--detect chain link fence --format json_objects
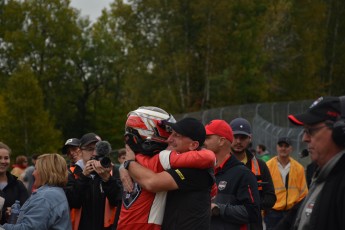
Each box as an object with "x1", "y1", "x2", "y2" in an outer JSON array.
[{"x1": 176, "y1": 99, "x2": 314, "y2": 166}]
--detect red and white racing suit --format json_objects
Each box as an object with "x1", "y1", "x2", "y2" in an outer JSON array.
[{"x1": 117, "y1": 149, "x2": 215, "y2": 230}]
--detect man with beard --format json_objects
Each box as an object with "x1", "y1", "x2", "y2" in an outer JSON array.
[{"x1": 230, "y1": 118, "x2": 276, "y2": 230}]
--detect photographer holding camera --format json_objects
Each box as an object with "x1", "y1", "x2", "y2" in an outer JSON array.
[{"x1": 66, "y1": 133, "x2": 121, "y2": 230}]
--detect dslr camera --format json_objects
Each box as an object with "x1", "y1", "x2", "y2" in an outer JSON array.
[
  {"x1": 91, "y1": 155, "x2": 112, "y2": 169},
  {"x1": 90, "y1": 141, "x2": 112, "y2": 176}
]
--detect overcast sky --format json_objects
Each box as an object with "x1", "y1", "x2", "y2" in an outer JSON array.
[{"x1": 70, "y1": 0, "x2": 113, "y2": 22}]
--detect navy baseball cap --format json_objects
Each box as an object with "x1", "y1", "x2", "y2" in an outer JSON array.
[
  {"x1": 230, "y1": 118, "x2": 251, "y2": 136},
  {"x1": 62, "y1": 138, "x2": 80, "y2": 154},
  {"x1": 164, "y1": 117, "x2": 206, "y2": 146},
  {"x1": 288, "y1": 96, "x2": 340, "y2": 126}
]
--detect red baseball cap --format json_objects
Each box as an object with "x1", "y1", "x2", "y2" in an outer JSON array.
[{"x1": 205, "y1": 120, "x2": 233, "y2": 143}]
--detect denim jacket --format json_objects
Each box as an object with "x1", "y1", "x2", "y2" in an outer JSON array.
[{"x1": 2, "y1": 185, "x2": 71, "y2": 230}]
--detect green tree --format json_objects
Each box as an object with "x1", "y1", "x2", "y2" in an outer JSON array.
[
  {"x1": 0, "y1": 0, "x2": 26, "y2": 85},
  {"x1": 261, "y1": 0, "x2": 331, "y2": 100},
  {"x1": 0, "y1": 0, "x2": 85, "y2": 137},
  {"x1": 106, "y1": 0, "x2": 272, "y2": 113},
  {"x1": 322, "y1": 0, "x2": 345, "y2": 95},
  {"x1": 0, "y1": 65, "x2": 62, "y2": 157},
  {"x1": 2, "y1": 0, "x2": 345, "y2": 151}
]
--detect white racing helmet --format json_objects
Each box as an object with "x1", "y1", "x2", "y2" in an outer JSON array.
[{"x1": 125, "y1": 106, "x2": 176, "y2": 155}]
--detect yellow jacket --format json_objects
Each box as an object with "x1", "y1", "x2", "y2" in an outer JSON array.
[{"x1": 266, "y1": 156, "x2": 308, "y2": 211}]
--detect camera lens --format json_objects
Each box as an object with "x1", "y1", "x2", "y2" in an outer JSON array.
[{"x1": 100, "y1": 157, "x2": 111, "y2": 168}]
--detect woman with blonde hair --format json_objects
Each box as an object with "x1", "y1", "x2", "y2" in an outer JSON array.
[{"x1": 2, "y1": 153, "x2": 71, "y2": 230}]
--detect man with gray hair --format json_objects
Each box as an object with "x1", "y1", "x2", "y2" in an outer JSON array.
[{"x1": 288, "y1": 96, "x2": 345, "y2": 230}]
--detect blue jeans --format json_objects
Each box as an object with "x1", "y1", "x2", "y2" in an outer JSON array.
[{"x1": 264, "y1": 210, "x2": 288, "y2": 230}]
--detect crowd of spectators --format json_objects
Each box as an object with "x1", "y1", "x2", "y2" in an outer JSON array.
[{"x1": 0, "y1": 96, "x2": 344, "y2": 230}]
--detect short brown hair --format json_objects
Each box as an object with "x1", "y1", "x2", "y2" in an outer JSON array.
[
  {"x1": 117, "y1": 148, "x2": 126, "y2": 158},
  {"x1": 16, "y1": 155, "x2": 28, "y2": 165},
  {"x1": 258, "y1": 144, "x2": 266, "y2": 152},
  {"x1": 36, "y1": 153, "x2": 68, "y2": 187}
]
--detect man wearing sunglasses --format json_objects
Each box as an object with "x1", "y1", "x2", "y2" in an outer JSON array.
[
  {"x1": 264, "y1": 137, "x2": 308, "y2": 230},
  {"x1": 288, "y1": 96, "x2": 345, "y2": 230}
]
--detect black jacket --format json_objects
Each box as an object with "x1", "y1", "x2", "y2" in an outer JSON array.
[
  {"x1": 211, "y1": 155, "x2": 260, "y2": 230},
  {"x1": 1, "y1": 171, "x2": 29, "y2": 224},
  {"x1": 293, "y1": 152, "x2": 345, "y2": 230},
  {"x1": 66, "y1": 165, "x2": 121, "y2": 230}
]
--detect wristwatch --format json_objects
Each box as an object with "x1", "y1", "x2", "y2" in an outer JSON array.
[{"x1": 123, "y1": 160, "x2": 135, "y2": 170}]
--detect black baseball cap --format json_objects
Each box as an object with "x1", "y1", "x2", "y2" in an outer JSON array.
[
  {"x1": 80, "y1": 133, "x2": 101, "y2": 147},
  {"x1": 62, "y1": 138, "x2": 80, "y2": 154},
  {"x1": 164, "y1": 117, "x2": 206, "y2": 146},
  {"x1": 288, "y1": 96, "x2": 340, "y2": 126},
  {"x1": 277, "y1": 137, "x2": 291, "y2": 146},
  {"x1": 230, "y1": 118, "x2": 251, "y2": 136}
]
